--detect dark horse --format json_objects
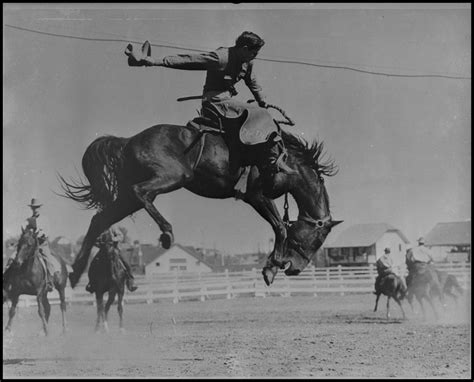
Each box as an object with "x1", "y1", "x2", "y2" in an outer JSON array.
[
  {"x1": 60, "y1": 118, "x2": 342, "y2": 288},
  {"x1": 405, "y1": 259, "x2": 445, "y2": 319},
  {"x1": 88, "y1": 230, "x2": 127, "y2": 333},
  {"x1": 373, "y1": 273, "x2": 407, "y2": 320},
  {"x1": 3, "y1": 227, "x2": 68, "y2": 336}
]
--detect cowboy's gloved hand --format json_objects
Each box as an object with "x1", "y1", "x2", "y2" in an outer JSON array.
[
  {"x1": 257, "y1": 100, "x2": 267, "y2": 108},
  {"x1": 143, "y1": 56, "x2": 157, "y2": 66}
]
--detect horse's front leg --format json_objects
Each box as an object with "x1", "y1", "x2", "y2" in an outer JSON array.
[
  {"x1": 386, "y1": 296, "x2": 391, "y2": 320},
  {"x1": 373, "y1": 293, "x2": 381, "y2": 312},
  {"x1": 244, "y1": 192, "x2": 287, "y2": 286},
  {"x1": 131, "y1": 165, "x2": 194, "y2": 250},
  {"x1": 5, "y1": 295, "x2": 19, "y2": 333},
  {"x1": 37, "y1": 292, "x2": 49, "y2": 336}
]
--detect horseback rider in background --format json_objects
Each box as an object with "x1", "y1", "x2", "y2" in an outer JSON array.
[
  {"x1": 7, "y1": 198, "x2": 57, "y2": 292},
  {"x1": 374, "y1": 247, "x2": 407, "y2": 296},
  {"x1": 85, "y1": 225, "x2": 138, "y2": 293},
  {"x1": 124, "y1": 31, "x2": 297, "y2": 181}
]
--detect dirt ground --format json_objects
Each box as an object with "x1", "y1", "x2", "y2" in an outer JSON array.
[{"x1": 3, "y1": 292, "x2": 471, "y2": 378}]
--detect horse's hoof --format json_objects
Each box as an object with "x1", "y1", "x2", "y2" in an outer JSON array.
[
  {"x1": 160, "y1": 232, "x2": 173, "y2": 249},
  {"x1": 262, "y1": 267, "x2": 276, "y2": 286}
]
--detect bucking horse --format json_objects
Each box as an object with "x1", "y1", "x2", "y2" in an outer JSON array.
[{"x1": 59, "y1": 104, "x2": 342, "y2": 288}]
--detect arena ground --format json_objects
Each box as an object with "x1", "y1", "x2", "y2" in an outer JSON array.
[{"x1": 3, "y1": 292, "x2": 471, "y2": 378}]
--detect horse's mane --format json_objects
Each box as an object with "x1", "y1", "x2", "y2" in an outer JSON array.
[{"x1": 281, "y1": 130, "x2": 338, "y2": 177}]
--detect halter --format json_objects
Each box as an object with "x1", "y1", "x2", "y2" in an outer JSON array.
[{"x1": 282, "y1": 192, "x2": 331, "y2": 229}]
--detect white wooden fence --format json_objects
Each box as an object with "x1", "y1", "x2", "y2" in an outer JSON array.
[{"x1": 11, "y1": 263, "x2": 471, "y2": 308}]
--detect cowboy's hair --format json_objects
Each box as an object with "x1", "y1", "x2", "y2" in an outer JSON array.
[{"x1": 235, "y1": 31, "x2": 265, "y2": 50}]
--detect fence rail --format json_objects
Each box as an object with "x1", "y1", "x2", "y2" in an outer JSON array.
[{"x1": 12, "y1": 263, "x2": 471, "y2": 307}]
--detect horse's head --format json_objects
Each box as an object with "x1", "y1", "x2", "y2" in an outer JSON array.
[
  {"x1": 14, "y1": 226, "x2": 39, "y2": 267},
  {"x1": 280, "y1": 218, "x2": 343, "y2": 275},
  {"x1": 272, "y1": 131, "x2": 342, "y2": 275}
]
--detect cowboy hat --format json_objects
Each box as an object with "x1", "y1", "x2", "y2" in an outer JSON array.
[{"x1": 28, "y1": 198, "x2": 42, "y2": 208}]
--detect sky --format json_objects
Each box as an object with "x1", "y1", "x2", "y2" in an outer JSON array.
[{"x1": 3, "y1": 3, "x2": 471, "y2": 255}]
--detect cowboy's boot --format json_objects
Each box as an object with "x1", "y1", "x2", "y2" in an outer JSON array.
[
  {"x1": 85, "y1": 283, "x2": 94, "y2": 293},
  {"x1": 260, "y1": 141, "x2": 296, "y2": 180},
  {"x1": 126, "y1": 277, "x2": 138, "y2": 292},
  {"x1": 124, "y1": 44, "x2": 142, "y2": 66}
]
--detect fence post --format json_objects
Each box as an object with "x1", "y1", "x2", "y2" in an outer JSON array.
[
  {"x1": 225, "y1": 269, "x2": 232, "y2": 299},
  {"x1": 199, "y1": 272, "x2": 206, "y2": 302},
  {"x1": 312, "y1": 266, "x2": 318, "y2": 297},
  {"x1": 338, "y1": 264, "x2": 344, "y2": 296},
  {"x1": 173, "y1": 269, "x2": 179, "y2": 304},
  {"x1": 146, "y1": 283, "x2": 153, "y2": 304},
  {"x1": 253, "y1": 268, "x2": 265, "y2": 298}
]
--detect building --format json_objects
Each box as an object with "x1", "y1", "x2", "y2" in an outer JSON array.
[
  {"x1": 323, "y1": 223, "x2": 410, "y2": 267},
  {"x1": 144, "y1": 244, "x2": 214, "y2": 276},
  {"x1": 423, "y1": 221, "x2": 471, "y2": 263}
]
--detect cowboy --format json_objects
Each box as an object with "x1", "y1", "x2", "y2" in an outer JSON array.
[
  {"x1": 373, "y1": 247, "x2": 407, "y2": 295},
  {"x1": 124, "y1": 31, "x2": 297, "y2": 180},
  {"x1": 85, "y1": 225, "x2": 138, "y2": 293},
  {"x1": 406, "y1": 237, "x2": 434, "y2": 264},
  {"x1": 22, "y1": 198, "x2": 56, "y2": 292}
]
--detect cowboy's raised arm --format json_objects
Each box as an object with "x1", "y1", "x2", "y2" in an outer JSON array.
[{"x1": 244, "y1": 61, "x2": 267, "y2": 107}]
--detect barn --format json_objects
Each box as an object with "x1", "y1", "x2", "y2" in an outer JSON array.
[
  {"x1": 323, "y1": 223, "x2": 410, "y2": 267},
  {"x1": 423, "y1": 221, "x2": 471, "y2": 263},
  {"x1": 144, "y1": 244, "x2": 214, "y2": 276}
]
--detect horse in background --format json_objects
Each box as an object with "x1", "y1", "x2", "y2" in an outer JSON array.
[
  {"x1": 3, "y1": 227, "x2": 68, "y2": 336},
  {"x1": 87, "y1": 230, "x2": 127, "y2": 333},
  {"x1": 373, "y1": 273, "x2": 407, "y2": 320},
  {"x1": 405, "y1": 260, "x2": 445, "y2": 320}
]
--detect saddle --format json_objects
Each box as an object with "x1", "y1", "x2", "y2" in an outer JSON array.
[{"x1": 188, "y1": 102, "x2": 279, "y2": 145}]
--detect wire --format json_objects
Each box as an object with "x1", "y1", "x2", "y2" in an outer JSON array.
[{"x1": 4, "y1": 23, "x2": 471, "y2": 80}]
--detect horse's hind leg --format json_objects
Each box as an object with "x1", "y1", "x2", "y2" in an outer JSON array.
[
  {"x1": 5, "y1": 295, "x2": 19, "y2": 333},
  {"x1": 70, "y1": 196, "x2": 142, "y2": 287},
  {"x1": 131, "y1": 166, "x2": 193, "y2": 249},
  {"x1": 104, "y1": 290, "x2": 116, "y2": 334}
]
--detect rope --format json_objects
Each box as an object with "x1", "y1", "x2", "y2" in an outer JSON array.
[{"x1": 266, "y1": 104, "x2": 295, "y2": 126}]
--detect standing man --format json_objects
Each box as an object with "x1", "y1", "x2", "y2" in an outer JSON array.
[{"x1": 124, "y1": 31, "x2": 297, "y2": 180}]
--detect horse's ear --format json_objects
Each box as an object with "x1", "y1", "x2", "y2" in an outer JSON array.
[{"x1": 329, "y1": 220, "x2": 343, "y2": 228}]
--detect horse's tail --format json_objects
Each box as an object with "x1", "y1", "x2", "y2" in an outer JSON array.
[{"x1": 58, "y1": 135, "x2": 128, "y2": 211}]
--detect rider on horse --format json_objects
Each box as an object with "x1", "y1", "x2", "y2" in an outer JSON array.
[
  {"x1": 10, "y1": 198, "x2": 57, "y2": 292},
  {"x1": 85, "y1": 225, "x2": 138, "y2": 293},
  {"x1": 405, "y1": 236, "x2": 438, "y2": 287},
  {"x1": 373, "y1": 247, "x2": 407, "y2": 296},
  {"x1": 124, "y1": 31, "x2": 297, "y2": 181}
]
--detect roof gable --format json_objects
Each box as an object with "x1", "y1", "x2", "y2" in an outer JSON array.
[
  {"x1": 424, "y1": 221, "x2": 471, "y2": 246},
  {"x1": 324, "y1": 223, "x2": 410, "y2": 248}
]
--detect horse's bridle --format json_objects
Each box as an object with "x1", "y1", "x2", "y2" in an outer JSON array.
[{"x1": 282, "y1": 214, "x2": 331, "y2": 263}]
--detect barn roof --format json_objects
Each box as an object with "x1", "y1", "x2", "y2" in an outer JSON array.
[
  {"x1": 324, "y1": 223, "x2": 410, "y2": 248},
  {"x1": 424, "y1": 221, "x2": 471, "y2": 246}
]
